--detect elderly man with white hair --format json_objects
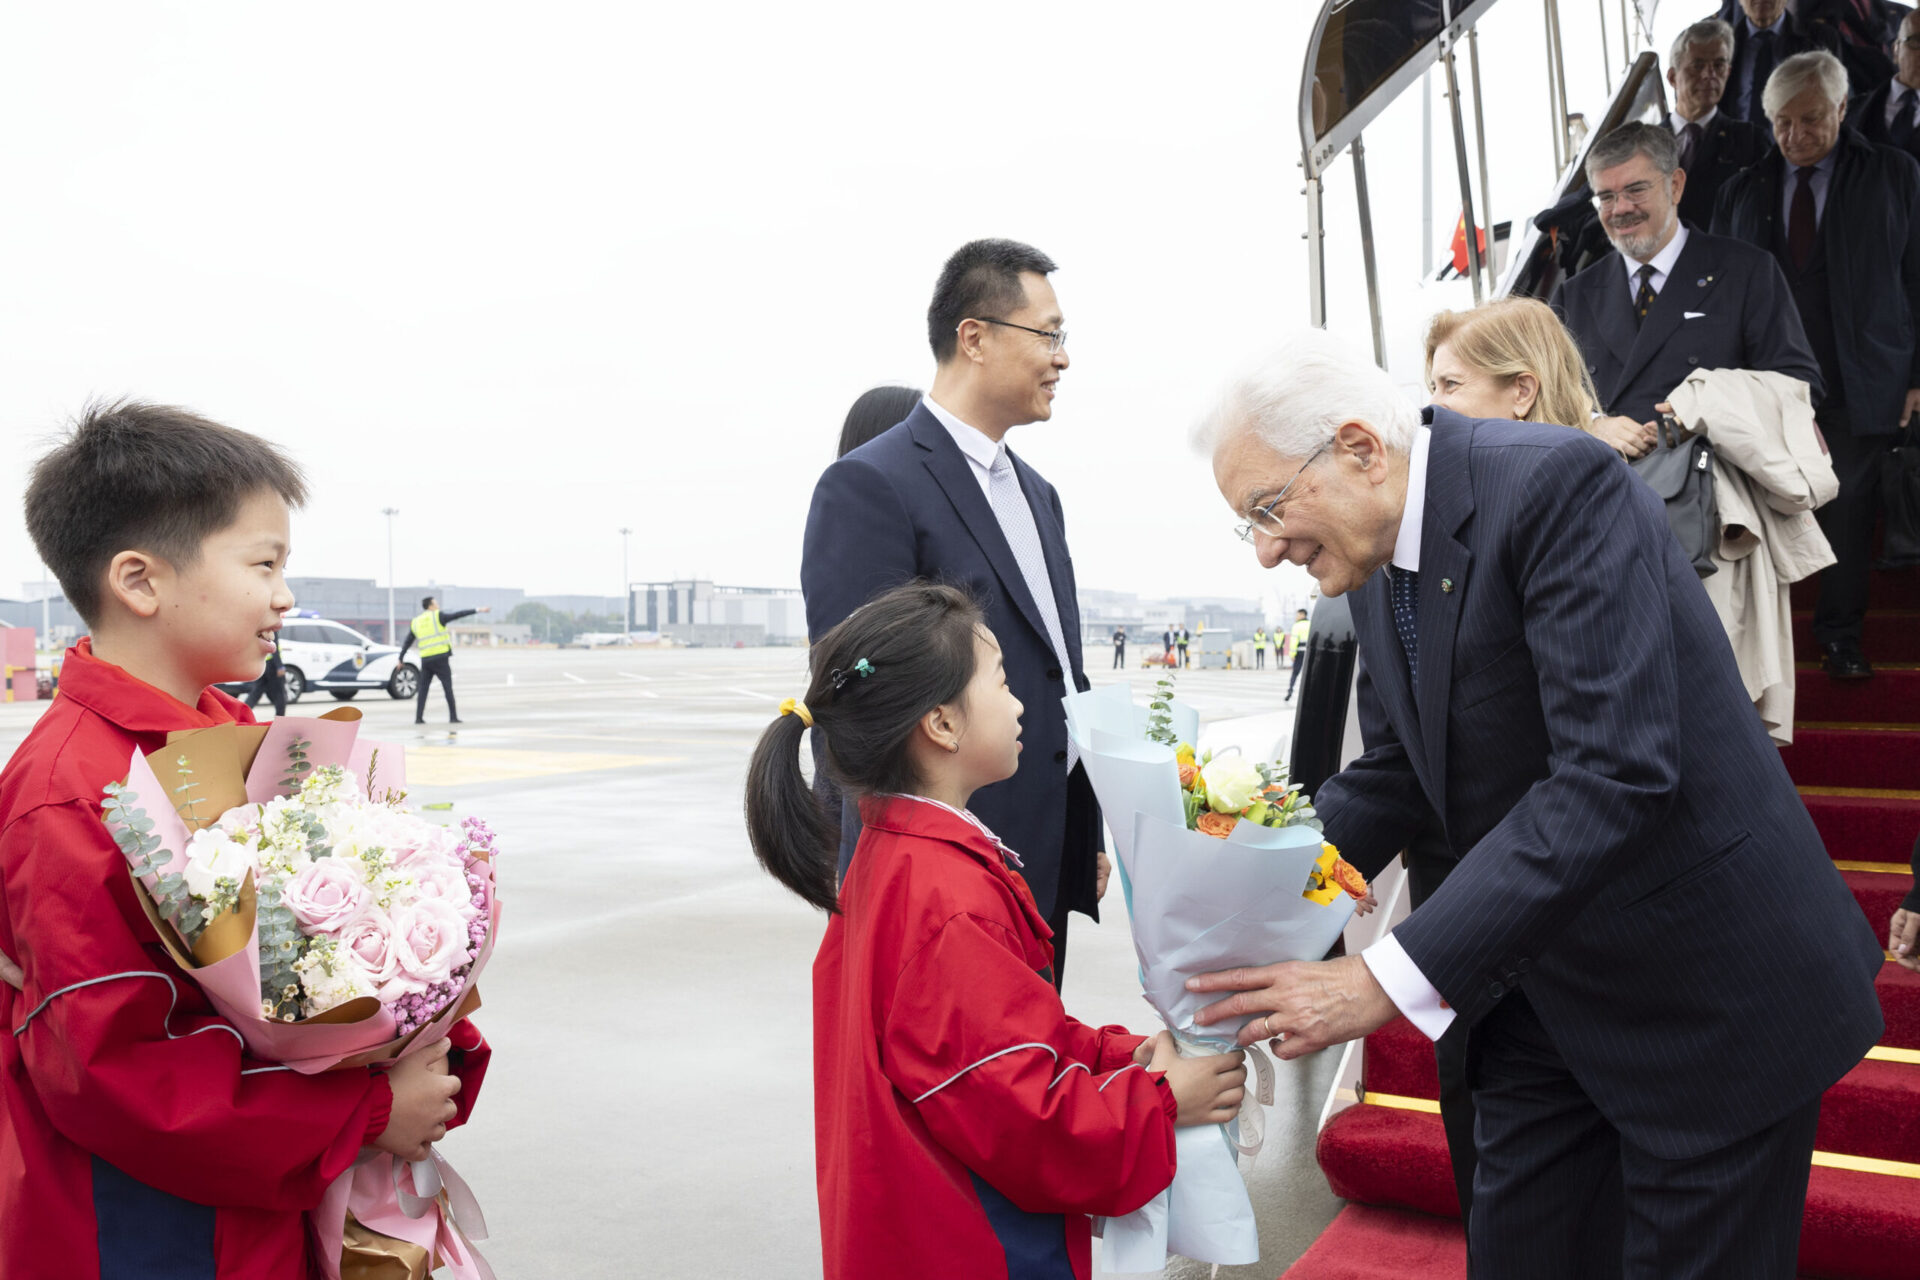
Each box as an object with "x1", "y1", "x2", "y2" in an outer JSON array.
[
  {"x1": 1713, "y1": 49, "x2": 1920, "y2": 680},
  {"x1": 1184, "y1": 331, "x2": 1885, "y2": 1277}
]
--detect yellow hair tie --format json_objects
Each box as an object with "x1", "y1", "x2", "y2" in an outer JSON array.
[{"x1": 779, "y1": 697, "x2": 814, "y2": 728}]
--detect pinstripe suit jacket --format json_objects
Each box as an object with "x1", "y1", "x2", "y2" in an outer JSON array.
[{"x1": 1316, "y1": 407, "x2": 1885, "y2": 1160}]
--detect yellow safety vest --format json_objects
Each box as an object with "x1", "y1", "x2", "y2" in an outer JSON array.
[
  {"x1": 410, "y1": 610, "x2": 452, "y2": 658},
  {"x1": 1290, "y1": 620, "x2": 1311, "y2": 654},
  {"x1": 1254, "y1": 631, "x2": 1268, "y2": 648}
]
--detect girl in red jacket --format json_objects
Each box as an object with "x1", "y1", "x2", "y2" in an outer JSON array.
[{"x1": 745, "y1": 581, "x2": 1247, "y2": 1280}]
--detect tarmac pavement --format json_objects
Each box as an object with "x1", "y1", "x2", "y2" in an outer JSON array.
[{"x1": 0, "y1": 647, "x2": 1344, "y2": 1278}]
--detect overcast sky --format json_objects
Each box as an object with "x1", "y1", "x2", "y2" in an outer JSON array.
[{"x1": 0, "y1": 2, "x2": 1675, "y2": 608}]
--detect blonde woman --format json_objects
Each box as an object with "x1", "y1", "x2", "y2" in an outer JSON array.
[{"x1": 1424, "y1": 298, "x2": 1653, "y2": 457}]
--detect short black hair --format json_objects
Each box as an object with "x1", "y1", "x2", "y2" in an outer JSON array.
[
  {"x1": 837, "y1": 385, "x2": 923, "y2": 458},
  {"x1": 927, "y1": 238, "x2": 1058, "y2": 363},
  {"x1": 421, "y1": 596, "x2": 437, "y2": 610},
  {"x1": 25, "y1": 400, "x2": 307, "y2": 626}
]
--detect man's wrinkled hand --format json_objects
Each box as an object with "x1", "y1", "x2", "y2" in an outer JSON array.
[
  {"x1": 1095, "y1": 849, "x2": 1112, "y2": 902},
  {"x1": 1592, "y1": 414, "x2": 1658, "y2": 459},
  {"x1": 1185, "y1": 953, "x2": 1399, "y2": 1060},
  {"x1": 1892, "y1": 908, "x2": 1919, "y2": 973},
  {"x1": 1902, "y1": 388, "x2": 1920, "y2": 429},
  {"x1": 0, "y1": 950, "x2": 21, "y2": 992}
]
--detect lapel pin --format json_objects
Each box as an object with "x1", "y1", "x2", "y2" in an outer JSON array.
[{"x1": 1441, "y1": 578, "x2": 1454, "y2": 593}]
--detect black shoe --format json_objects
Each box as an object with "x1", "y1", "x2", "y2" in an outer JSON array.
[
  {"x1": 414, "y1": 718, "x2": 425, "y2": 725},
  {"x1": 1820, "y1": 641, "x2": 1874, "y2": 680},
  {"x1": 449, "y1": 717, "x2": 464, "y2": 724}
]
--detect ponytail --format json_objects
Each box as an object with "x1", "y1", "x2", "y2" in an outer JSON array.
[
  {"x1": 742, "y1": 580, "x2": 985, "y2": 914},
  {"x1": 744, "y1": 707, "x2": 840, "y2": 913}
]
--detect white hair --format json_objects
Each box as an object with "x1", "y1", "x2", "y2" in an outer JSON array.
[
  {"x1": 1191, "y1": 328, "x2": 1419, "y2": 463},
  {"x1": 1762, "y1": 50, "x2": 1848, "y2": 118},
  {"x1": 1669, "y1": 17, "x2": 1732, "y2": 64}
]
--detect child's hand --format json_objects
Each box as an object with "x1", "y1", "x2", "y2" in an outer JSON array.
[
  {"x1": 1147, "y1": 1037, "x2": 1248, "y2": 1127},
  {"x1": 1132, "y1": 1029, "x2": 1172, "y2": 1066},
  {"x1": 373, "y1": 1040, "x2": 462, "y2": 1162}
]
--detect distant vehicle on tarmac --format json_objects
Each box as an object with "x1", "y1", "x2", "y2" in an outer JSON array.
[
  {"x1": 570, "y1": 632, "x2": 633, "y2": 648},
  {"x1": 218, "y1": 611, "x2": 418, "y2": 704}
]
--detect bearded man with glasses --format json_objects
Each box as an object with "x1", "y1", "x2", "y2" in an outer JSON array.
[
  {"x1": 1550, "y1": 121, "x2": 1819, "y2": 462},
  {"x1": 800, "y1": 238, "x2": 1108, "y2": 985}
]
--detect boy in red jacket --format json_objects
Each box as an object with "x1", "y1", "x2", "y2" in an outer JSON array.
[{"x1": 0, "y1": 402, "x2": 480, "y2": 1279}]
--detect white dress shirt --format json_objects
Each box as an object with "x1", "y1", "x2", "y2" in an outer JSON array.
[
  {"x1": 1618, "y1": 222, "x2": 1690, "y2": 307},
  {"x1": 1669, "y1": 105, "x2": 1718, "y2": 130},
  {"x1": 1357, "y1": 425, "x2": 1457, "y2": 1040},
  {"x1": 923, "y1": 395, "x2": 999, "y2": 500},
  {"x1": 1886, "y1": 80, "x2": 1920, "y2": 130}
]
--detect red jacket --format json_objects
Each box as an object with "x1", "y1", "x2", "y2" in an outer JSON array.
[
  {"x1": 813, "y1": 796, "x2": 1178, "y2": 1280},
  {"x1": 0, "y1": 641, "x2": 485, "y2": 1279}
]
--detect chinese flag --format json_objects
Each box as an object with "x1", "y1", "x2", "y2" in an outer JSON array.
[{"x1": 1450, "y1": 213, "x2": 1487, "y2": 274}]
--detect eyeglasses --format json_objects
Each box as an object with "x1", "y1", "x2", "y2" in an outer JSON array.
[
  {"x1": 1591, "y1": 180, "x2": 1659, "y2": 210},
  {"x1": 1235, "y1": 444, "x2": 1328, "y2": 544},
  {"x1": 1902, "y1": 36, "x2": 1920, "y2": 49},
  {"x1": 972, "y1": 317, "x2": 1068, "y2": 354}
]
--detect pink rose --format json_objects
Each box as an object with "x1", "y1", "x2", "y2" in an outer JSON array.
[
  {"x1": 283, "y1": 858, "x2": 371, "y2": 935},
  {"x1": 338, "y1": 910, "x2": 401, "y2": 994},
  {"x1": 411, "y1": 859, "x2": 481, "y2": 920},
  {"x1": 392, "y1": 898, "x2": 473, "y2": 988},
  {"x1": 389, "y1": 826, "x2": 459, "y2": 868}
]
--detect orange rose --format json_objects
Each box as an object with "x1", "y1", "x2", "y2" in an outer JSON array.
[
  {"x1": 1178, "y1": 762, "x2": 1200, "y2": 788},
  {"x1": 1196, "y1": 811, "x2": 1238, "y2": 839},
  {"x1": 1328, "y1": 857, "x2": 1369, "y2": 900}
]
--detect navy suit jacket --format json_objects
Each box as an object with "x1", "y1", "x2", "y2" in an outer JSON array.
[
  {"x1": 1550, "y1": 229, "x2": 1822, "y2": 424},
  {"x1": 1846, "y1": 78, "x2": 1920, "y2": 166},
  {"x1": 1672, "y1": 114, "x2": 1768, "y2": 231},
  {"x1": 1712, "y1": 128, "x2": 1920, "y2": 435},
  {"x1": 1315, "y1": 408, "x2": 1884, "y2": 1160},
  {"x1": 800, "y1": 404, "x2": 1097, "y2": 921}
]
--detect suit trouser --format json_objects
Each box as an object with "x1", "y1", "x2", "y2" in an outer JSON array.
[
  {"x1": 1112, "y1": 645, "x2": 1125, "y2": 669},
  {"x1": 1468, "y1": 991, "x2": 1820, "y2": 1280},
  {"x1": 245, "y1": 668, "x2": 286, "y2": 716},
  {"x1": 416, "y1": 654, "x2": 458, "y2": 721},
  {"x1": 1812, "y1": 418, "x2": 1885, "y2": 648},
  {"x1": 1255, "y1": 648, "x2": 1266, "y2": 668},
  {"x1": 1286, "y1": 653, "x2": 1305, "y2": 695}
]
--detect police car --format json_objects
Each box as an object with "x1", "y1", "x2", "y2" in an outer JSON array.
[{"x1": 220, "y1": 611, "x2": 419, "y2": 704}]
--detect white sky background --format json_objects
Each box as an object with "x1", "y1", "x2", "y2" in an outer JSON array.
[{"x1": 0, "y1": 1, "x2": 1691, "y2": 606}]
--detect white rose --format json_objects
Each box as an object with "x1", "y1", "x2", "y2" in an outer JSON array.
[
  {"x1": 1201, "y1": 754, "x2": 1265, "y2": 814},
  {"x1": 181, "y1": 829, "x2": 254, "y2": 899}
]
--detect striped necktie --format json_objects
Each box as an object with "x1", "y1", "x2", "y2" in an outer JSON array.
[{"x1": 987, "y1": 446, "x2": 1078, "y2": 771}]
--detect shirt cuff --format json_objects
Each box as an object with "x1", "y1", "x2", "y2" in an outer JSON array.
[{"x1": 1361, "y1": 932, "x2": 1457, "y2": 1040}]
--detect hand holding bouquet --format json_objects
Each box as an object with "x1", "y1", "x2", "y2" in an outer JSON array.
[
  {"x1": 1063, "y1": 678, "x2": 1364, "y2": 1270},
  {"x1": 100, "y1": 709, "x2": 498, "y2": 1280}
]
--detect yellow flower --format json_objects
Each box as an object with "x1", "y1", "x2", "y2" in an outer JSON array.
[{"x1": 1175, "y1": 743, "x2": 1195, "y2": 767}]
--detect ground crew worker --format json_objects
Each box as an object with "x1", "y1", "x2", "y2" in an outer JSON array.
[
  {"x1": 1285, "y1": 609, "x2": 1311, "y2": 701},
  {"x1": 1162, "y1": 627, "x2": 1174, "y2": 664},
  {"x1": 1176, "y1": 626, "x2": 1190, "y2": 669},
  {"x1": 1253, "y1": 627, "x2": 1268, "y2": 670},
  {"x1": 245, "y1": 632, "x2": 287, "y2": 716},
  {"x1": 400, "y1": 595, "x2": 490, "y2": 724},
  {"x1": 1112, "y1": 626, "x2": 1127, "y2": 670}
]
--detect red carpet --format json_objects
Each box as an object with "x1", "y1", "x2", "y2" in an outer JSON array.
[{"x1": 1288, "y1": 565, "x2": 1920, "y2": 1279}]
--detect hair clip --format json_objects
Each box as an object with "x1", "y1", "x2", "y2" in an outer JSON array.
[{"x1": 829, "y1": 657, "x2": 877, "y2": 691}]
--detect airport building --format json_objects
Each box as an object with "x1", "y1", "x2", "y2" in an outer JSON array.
[{"x1": 633, "y1": 579, "x2": 808, "y2": 647}]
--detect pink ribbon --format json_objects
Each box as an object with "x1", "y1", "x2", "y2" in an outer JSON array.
[{"x1": 311, "y1": 1148, "x2": 495, "y2": 1280}]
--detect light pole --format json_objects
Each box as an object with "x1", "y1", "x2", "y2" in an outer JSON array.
[
  {"x1": 619, "y1": 527, "x2": 633, "y2": 634},
  {"x1": 382, "y1": 508, "x2": 399, "y2": 643}
]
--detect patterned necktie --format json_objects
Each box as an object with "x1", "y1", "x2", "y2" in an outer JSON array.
[
  {"x1": 1678, "y1": 120, "x2": 1703, "y2": 171},
  {"x1": 1633, "y1": 263, "x2": 1658, "y2": 328},
  {"x1": 1390, "y1": 565, "x2": 1420, "y2": 688},
  {"x1": 987, "y1": 446, "x2": 1077, "y2": 771},
  {"x1": 1789, "y1": 164, "x2": 1818, "y2": 272},
  {"x1": 1893, "y1": 88, "x2": 1917, "y2": 149}
]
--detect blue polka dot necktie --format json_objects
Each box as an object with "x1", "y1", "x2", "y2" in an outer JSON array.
[{"x1": 1391, "y1": 564, "x2": 1420, "y2": 687}]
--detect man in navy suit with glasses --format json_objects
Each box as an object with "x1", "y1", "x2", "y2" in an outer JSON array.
[
  {"x1": 1186, "y1": 330, "x2": 1883, "y2": 1278},
  {"x1": 800, "y1": 238, "x2": 1106, "y2": 984}
]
